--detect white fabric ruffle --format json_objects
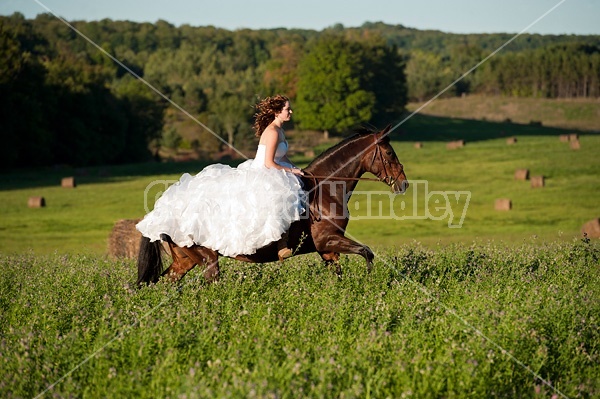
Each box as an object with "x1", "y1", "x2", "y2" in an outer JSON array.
[{"x1": 136, "y1": 144, "x2": 305, "y2": 257}]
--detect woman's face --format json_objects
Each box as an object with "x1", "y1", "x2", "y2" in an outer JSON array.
[{"x1": 276, "y1": 101, "x2": 293, "y2": 122}]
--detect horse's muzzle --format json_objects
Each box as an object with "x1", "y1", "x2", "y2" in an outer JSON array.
[{"x1": 392, "y1": 178, "x2": 409, "y2": 194}]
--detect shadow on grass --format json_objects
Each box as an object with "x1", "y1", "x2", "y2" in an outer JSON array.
[
  {"x1": 388, "y1": 113, "x2": 598, "y2": 142},
  {"x1": 0, "y1": 158, "x2": 245, "y2": 191}
]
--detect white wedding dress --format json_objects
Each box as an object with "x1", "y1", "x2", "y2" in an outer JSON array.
[{"x1": 136, "y1": 141, "x2": 306, "y2": 257}]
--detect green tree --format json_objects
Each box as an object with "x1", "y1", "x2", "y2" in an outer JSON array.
[
  {"x1": 295, "y1": 35, "x2": 375, "y2": 134},
  {"x1": 112, "y1": 75, "x2": 165, "y2": 163},
  {"x1": 161, "y1": 126, "x2": 182, "y2": 150},
  {"x1": 0, "y1": 16, "x2": 54, "y2": 168},
  {"x1": 206, "y1": 70, "x2": 258, "y2": 149},
  {"x1": 263, "y1": 41, "x2": 305, "y2": 98},
  {"x1": 360, "y1": 39, "x2": 407, "y2": 125},
  {"x1": 405, "y1": 50, "x2": 452, "y2": 101},
  {"x1": 448, "y1": 44, "x2": 484, "y2": 95}
]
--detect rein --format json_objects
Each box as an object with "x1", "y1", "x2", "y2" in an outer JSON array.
[{"x1": 301, "y1": 174, "x2": 381, "y2": 182}]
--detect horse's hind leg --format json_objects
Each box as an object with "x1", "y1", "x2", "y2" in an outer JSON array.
[
  {"x1": 162, "y1": 243, "x2": 197, "y2": 282},
  {"x1": 181, "y1": 245, "x2": 220, "y2": 283}
]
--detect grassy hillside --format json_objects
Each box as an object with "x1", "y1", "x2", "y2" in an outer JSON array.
[{"x1": 406, "y1": 95, "x2": 600, "y2": 132}]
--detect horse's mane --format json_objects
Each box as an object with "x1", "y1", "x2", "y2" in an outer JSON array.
[{"x1": 306, "y1": 126, "x2": 388, "y2": 170}]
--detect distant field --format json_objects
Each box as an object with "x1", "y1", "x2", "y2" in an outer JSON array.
[{"x1": 407, "y1": 95, "x2": 600, "y2": 132}]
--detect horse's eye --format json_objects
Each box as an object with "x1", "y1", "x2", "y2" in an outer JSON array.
[{"x1": 386, "y1": 150, "x2": 392, "y2": 156}]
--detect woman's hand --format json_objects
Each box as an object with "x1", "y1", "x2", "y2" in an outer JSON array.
[{"x1": 290, "y1": 167, "x2": 304, "y2": 176}]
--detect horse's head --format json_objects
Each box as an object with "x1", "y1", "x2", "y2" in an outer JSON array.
[{"x1": 363, "y1": 125, "x2": 409, "y2": 194}]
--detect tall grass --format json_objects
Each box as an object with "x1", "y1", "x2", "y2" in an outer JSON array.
[{"x1": 1, "y1": 239, "x2": 598, "y2": 398}]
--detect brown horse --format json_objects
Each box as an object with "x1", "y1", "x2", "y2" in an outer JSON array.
[{"x1": 136, "y1": 125, "x2": 408, "y2": 285}]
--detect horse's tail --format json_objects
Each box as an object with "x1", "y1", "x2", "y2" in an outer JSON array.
[{"x1": 136, "y1": 236, "x2": 163, "y2": 286}]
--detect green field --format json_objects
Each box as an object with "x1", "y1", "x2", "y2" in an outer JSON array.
[{"x1": 1, "y1": 241, "x2": 598, "y2": 397}]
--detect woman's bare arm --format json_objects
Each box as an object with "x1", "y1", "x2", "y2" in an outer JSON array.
[{"x1": 259, "y1": 127, "x2": 303, "y2": 175}]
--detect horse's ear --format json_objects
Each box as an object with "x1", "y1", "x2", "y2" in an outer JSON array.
[{"x1": 376, "y1": 124, "x2": 392, "y2": 142}]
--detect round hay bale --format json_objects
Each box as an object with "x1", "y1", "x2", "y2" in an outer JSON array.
[
  {"x1": 495, "y1": 198, "x2": 512, "y2": 211},
  {"x1": 108, "y1": 219, "x2": 142, "y2": 259},
  {"x1": 506, "y1": 137, "x2": 517, "y2": 145},
  {"x1": 559, "y1": 134, "x2": 570, "y2": 142},
  {"x1": 108, "y1": 219, "x2": 171, "y2": 258},
  {"x1": 514, "y1": 169, "x2": 529, "y2": 181},
  {"x1": 61, "y1": 176, "x2": 76, "y2": 188},
  {"x1": 414, "y1": 142, "x2": 423, "y2": 149},
  {"x1": 570, "y1": 140, "x2": 580, "y2": 150},
  {"x1": 569, "y1": 133, "x2": 579, "y2": 141},
  {"x1": 530, "y1": 175, "x2": 545, "y2": 188},
  {"x1": 582, "y1": 218, "x2": 600, "y2": 238},
  {"x1": 446, "y1": 140, "x2": 465, "y2": 150},
  {"x1": 28, "y1": 196, "x2": 45, "y2": 208}
]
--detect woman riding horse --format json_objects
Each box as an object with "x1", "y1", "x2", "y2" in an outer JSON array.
[{"x1": 136, "y1": 122, "x2": 408, "y2": 286}]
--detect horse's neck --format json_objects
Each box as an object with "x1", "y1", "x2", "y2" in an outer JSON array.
[
  {"x1": 306, "y1": 139, "x2": 366, "y2": 196},
  {"x1": 307, "y1": 140, "x2": 365, "y2": 178}
]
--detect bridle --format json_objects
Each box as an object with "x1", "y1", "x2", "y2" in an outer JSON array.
[
  {"x1": 367, "y1": 135, "x2": 405, "y2": 189},
  {"x1": 303, "y1": 135, "x2": 405, "y2": 222}
]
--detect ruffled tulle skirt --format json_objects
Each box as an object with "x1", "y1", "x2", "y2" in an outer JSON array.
[{"x1": 136, "y1": 160, "x2": 306, "y2": 257}]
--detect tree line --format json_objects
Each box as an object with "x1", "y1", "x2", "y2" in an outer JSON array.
[{"x1": 1, "y1": 13, "x2": 598, "y2": 168}]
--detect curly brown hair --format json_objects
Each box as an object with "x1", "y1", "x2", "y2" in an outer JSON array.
[{"x1": 252, "y1": 95, "x2": 289, "y2": 137}]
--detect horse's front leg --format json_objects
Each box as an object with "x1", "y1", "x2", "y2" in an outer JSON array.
[
  {"x1": 316, "y1": 234, "x2": 375, "y2": 272},
  {"x1": 319, "y1": 251, "x2": 342, "y2": 277}
]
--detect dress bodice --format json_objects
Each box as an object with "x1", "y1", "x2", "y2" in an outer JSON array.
[{"x1": 253, "y1": 141, "x2": 289, "y2": 168}]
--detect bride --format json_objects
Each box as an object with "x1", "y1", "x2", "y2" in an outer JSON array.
[{"x1": 136, "y1": 95, "x2": 306, "y2": 260}]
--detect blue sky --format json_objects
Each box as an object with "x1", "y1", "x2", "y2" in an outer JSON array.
[{"x1": 1, "y1": 0, "x2": 598, "y2": 35}]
